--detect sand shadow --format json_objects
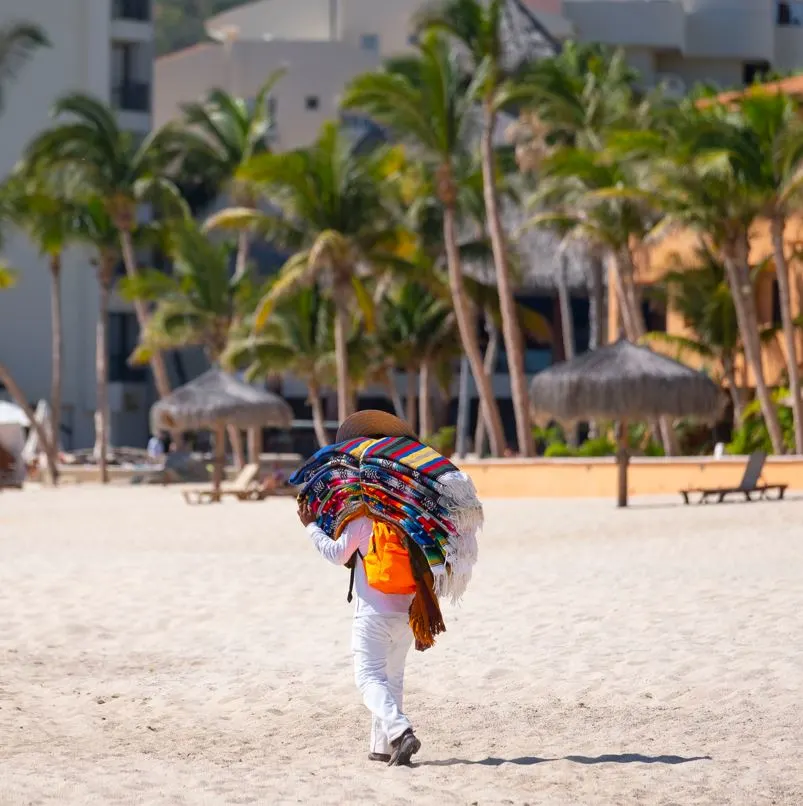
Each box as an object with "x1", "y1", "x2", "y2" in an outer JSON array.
[
  {"x1": 419, "y1": 753, "x2": 711, "y2": 768},
  {"x1": 563, "y1": 753, "x2": 711, "y2": 765}
]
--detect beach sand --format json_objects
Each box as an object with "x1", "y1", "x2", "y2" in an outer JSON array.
[{"x1": 1, "y1": 485, "x2": 802, "y2": 805}]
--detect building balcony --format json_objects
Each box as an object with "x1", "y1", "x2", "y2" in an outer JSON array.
[
  {"x1": 113, "y1": 0, "x2": 150, "y2": 22},
  {"x1": 112, "y1": 82, "x2": 151, "y2": 113}
]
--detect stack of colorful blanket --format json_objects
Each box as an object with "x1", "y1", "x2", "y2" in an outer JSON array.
[{"x1": 290, "y1": 436, "x2": 482, "y2": 603}]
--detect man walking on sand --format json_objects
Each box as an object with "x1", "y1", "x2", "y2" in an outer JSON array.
[{"x1": 297, "y1": 410, "x2": 423, "y2": 767}]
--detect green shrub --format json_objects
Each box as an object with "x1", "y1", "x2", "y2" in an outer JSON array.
[
  {"x1": 544, "y1": 442, "x2": 574, "y2": 458},
  {"x1": 576, "y1": 436, "x2": 616, "y2": 457}
]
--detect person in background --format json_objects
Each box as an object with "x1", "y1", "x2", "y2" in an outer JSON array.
[{"x1": 147, "y1": 433, "x2": 165, "y2": 461}]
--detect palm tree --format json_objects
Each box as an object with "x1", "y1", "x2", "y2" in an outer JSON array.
[
  {"x1": 376, "y1": 281, "x2": 458, "y2": 437},
  {"x1": 205, "y1": 122, "x2": 410, "y2": 422},
  {"x1": 175, "y1": 70, "x2": 284, "y2": 277},
  {"x1": 23, "y1": 93, "x2": 187, "y2": 399},
  {"x1": 76, "y1": 199, "x2": 123, "y2": 485},
  {"x1": 341, "y1": 32, "x2": 508, "y2": 456},
  {"x1": 414, "y1": 0, "x2": 534, "y2": 455},
  {"x1": 121, "y1": 220, "x2": 265, "y2": 464},
  {"x1": 646, "y1": 247, "x2": 745, "y2": 423},
  {"x1": 0, "y1": 22, "x2": 49, "y2": 111},
  {"x1": 734, "y1": 92, "x2": 803, "y2": 453},
  {"x1": 120, "y1": 220, "x2": 260, "y2": 364},
  {"x1": 509, "y1": 40, "x2": 643, "y2": 161},
  {"x1": 645, "y1": 102, "x2": 786, "y2": 452},
  {"x1": 529, "y1": 146, "x2": 653, "y2": 342},
  {"x1": 1, "y1": 167, "x2": 85, "y2": 451},
  {"x1": 223, "y1": 286, "x2": 336, "y2": 448}
]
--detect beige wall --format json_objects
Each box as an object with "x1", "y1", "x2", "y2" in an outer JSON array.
[
  {"x1": 338, "y1": 0, "x2": 421, "y2": 55},
  {"x1": 462, "y1": 457, "x2": 803, "y2": 498},
  {"x1": 206, "y1": 0, "x2": 332, "y2": 42},
  {"x1": 155, "y1": 39, "x2": 380, "y2": 149}
]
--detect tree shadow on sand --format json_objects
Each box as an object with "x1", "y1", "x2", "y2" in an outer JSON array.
[{"x1": 418, "y1": 753, "x2": 712, "y2": 768}]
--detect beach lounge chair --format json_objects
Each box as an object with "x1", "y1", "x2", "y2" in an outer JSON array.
[
  {"x1": 680, "y1": 451, "x2": 787, "y2": 504},
  {"x1": 182, "y1": 463, "x2": 264, "y2": 504}
]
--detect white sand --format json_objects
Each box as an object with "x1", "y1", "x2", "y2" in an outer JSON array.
[{"x1": 1, "y1": 485, "x2": 802, "y2": 805}]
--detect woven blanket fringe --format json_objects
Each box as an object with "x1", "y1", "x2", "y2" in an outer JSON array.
[{"x1": 435, "y1": 471, "x2": 482, "y2": 604}]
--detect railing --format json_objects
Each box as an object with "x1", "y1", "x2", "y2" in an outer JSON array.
[
  {"x1": 112, "y1": 82, "x2": 151, "y2": 113},
  {"x1": 112, "y1": 0, "x2": 151, "y2": 22}
]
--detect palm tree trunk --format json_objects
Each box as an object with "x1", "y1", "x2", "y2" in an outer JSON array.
[
  {"x1": 228, "y1": 426, "x2": 245, "y2": 470},
  {"x1": 49, "y1": 253, "x2": 62, "y2": 462},
  {"x1": 212, "y1": 423, "x2": 225, "y2": 501},
  {"x1": 557, "y1": 254, "x2": 575, "y2": 360},
  {"x1": 118, "y1": 229, "x2": 172, "y2": 398},
  {"x1": 443, "y1": 201, "x2": 506, "y2": 457},
  {"x1": 723, "y1": 355, "x2": 744, "y2": 426},
  {"x1": 588, "y1": 255, "x2": 606, "y2": 349},
  {"x1": 0, "y1": 362, "x2": 58, "y2": 485},
  {"x1": 405, "y1": 368, "x2": 417, "y2": 432},
  {"x1": 608, "y1": 251, "x2": 637, "y2": 339},
  {"x1": 418, "y1": 360, "x2": 432, "y2": 439},
  {"x1": 247, "y1": 428, "x2": 261, "y2": 464},
  {"x1": 333, "y1": 284, "x2": 352, "y2": 422},
  {"x1": 480, "y1": 107, "x2": 533, "y2": 457},
  {"x1": 723, "y1": 236, "x2": 785, "y2": 453},
  {"x1": 385, "y1": 368, "x2": 405, "y2": 419},
  {"x1": 771, "y1": 215, "x2": 803, "y2": 454},
  {"x1": 95, "y1": 266, "x2": 111, "y2": 485},
  {"x1": 474, "y1": 317, "x2": 499, "y2": 457},
  {"x1": 308, "y1": 381, "x2": 329, "y2": 447}
]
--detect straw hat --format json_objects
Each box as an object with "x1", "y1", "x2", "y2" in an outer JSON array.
[{"x1": 336, "y1": 410, "x2": 417, "y2": 442}]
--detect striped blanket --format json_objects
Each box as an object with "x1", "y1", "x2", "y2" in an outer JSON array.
[{"x1": 290, "y1": 436, "x2": 482, "y2": 602}]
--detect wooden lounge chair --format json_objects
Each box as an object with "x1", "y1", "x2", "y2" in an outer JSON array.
[
  {"x1": 680, "y1": 451, "x2": 787, "y2": 504},
  {"x1": 182, "y1": 463, "x2": 264, "y2": 504}
]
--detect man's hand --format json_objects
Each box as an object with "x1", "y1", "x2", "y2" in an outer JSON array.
[{"x1": 297, "y1": 501, "x2": 317, "y2": 527}]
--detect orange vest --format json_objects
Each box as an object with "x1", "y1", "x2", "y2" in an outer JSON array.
[{"x1": 363, "y1": 521, "x2": 417, "y2": 595}]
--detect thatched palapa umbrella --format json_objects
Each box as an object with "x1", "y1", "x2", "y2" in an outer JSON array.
[
  {"x1": 151, "y1": 369, "x2": 293, "y2": 499},
  {"x1": 530, "y1": 340, "x2": 723, "y2": 507}
]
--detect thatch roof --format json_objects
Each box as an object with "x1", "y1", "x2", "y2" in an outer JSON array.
[
  {"x1": 150, "y1": 369, "x2": 293, "y2": 432},
  {"x1": 530, "y1": 339, "x2": 723, "y2": 423},
  {"x1": 460, "y1": 201, "x2": 599, "y2": 294}
]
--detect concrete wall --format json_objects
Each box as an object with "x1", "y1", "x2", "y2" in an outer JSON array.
[
  {"x1": 155, "y1": 39, "x2": 380, "y2": 149},
  {"x1": 206, "y1": 0, "x2": 333, "y2": 42},
  {"x1": 462, "y1": 456, "x2": 803, "y2": 498},
  {"x1": 563, "y1": 0, "x2": 685, "y2": 50},
  {"x1": 0, "y1": 0, "x2": 114, "y2": 449}
]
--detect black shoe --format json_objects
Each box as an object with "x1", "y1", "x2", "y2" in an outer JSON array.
[
  {"x1": 388, "y1": 729, "x2": 421, "y2": 766},
  {"x1": 368, "y1": 752, "x2": 391, "y2": 762}
]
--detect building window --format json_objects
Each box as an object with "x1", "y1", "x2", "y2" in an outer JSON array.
[
  {"x1": 743, "y1": 61, "x2": 771, "y2": 87},
  {"x1": 360, "y1": 33, "x2": 380, "y2": 52},
  {"x1": 407, "y1": 33, "x2": 419, "y2": 46},
  {"x1": 109, "y1": 313, "x2": 147, "y2": 383},
  {"x1": 777, "y1": 2, "x2": 803, "y2": 25},
  {"x1": 305, "y1": 95, "x2": 319, "y2": 111},
  {"x1": 113, "y1": 0, "x2": 150, "y2": 21},
  {"x1": 111, "y1": 42, "x2": 151, "y2": 112}
]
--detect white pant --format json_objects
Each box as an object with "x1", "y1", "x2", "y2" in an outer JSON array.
[{"x1": 351, "y1": 614, "x2": 413, "y2": 754}]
